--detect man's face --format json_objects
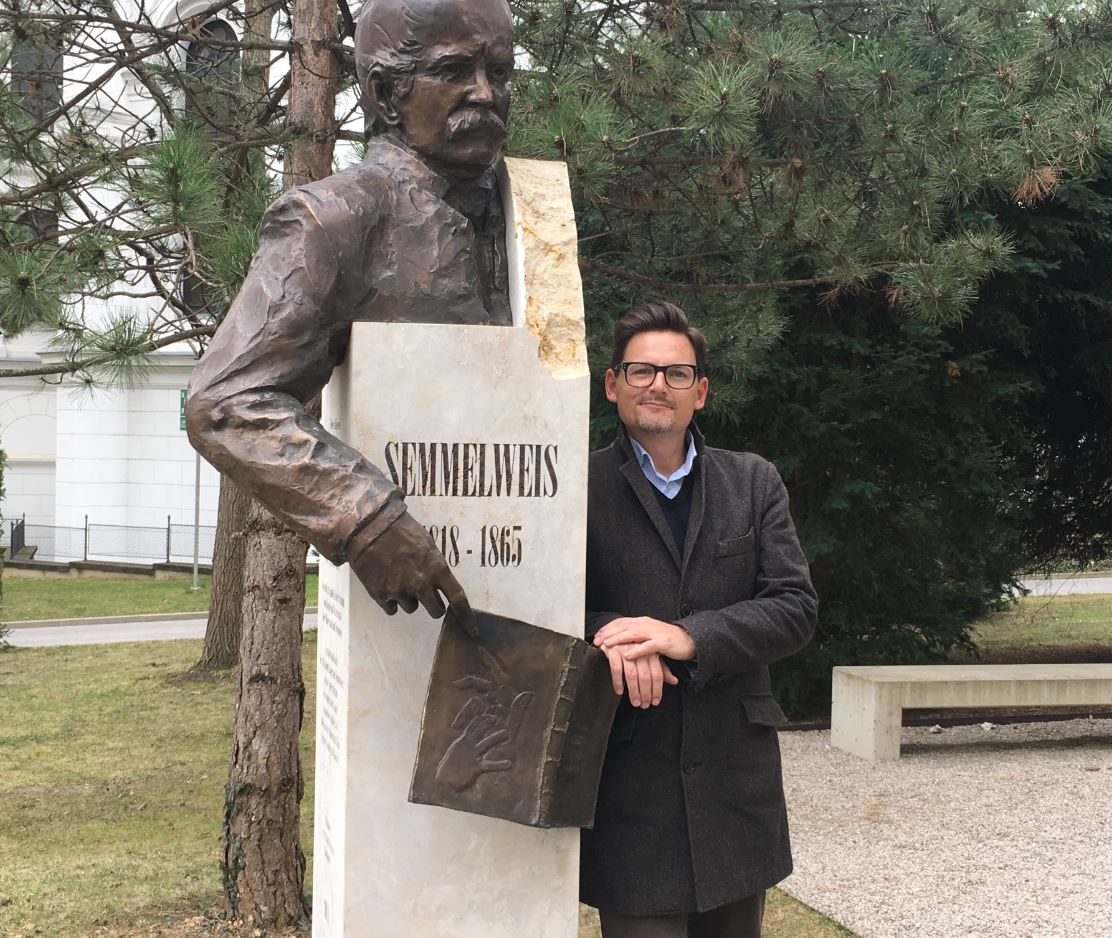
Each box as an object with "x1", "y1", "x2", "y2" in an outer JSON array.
[
  {"x1": 604, "y1": 331, "x2": 709, "y2": 440},
  {"x1": 381, "y1": 0, "x2": 513, "y2": 178}
]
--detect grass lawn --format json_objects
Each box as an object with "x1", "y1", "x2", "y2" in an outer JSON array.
[
  {"x1": 1, "y1": 573, "x2": 319, "y2": 622},
  {"x1": 972, "y1": 593, "x2": 1112, "y2": 649},
  {"x1": 0, "y1": 636, "x2": 851, "y2": 938}
]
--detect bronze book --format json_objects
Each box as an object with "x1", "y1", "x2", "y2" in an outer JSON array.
[{"x1": 410, "y1": 609, "x2": 619, "y2": 828}]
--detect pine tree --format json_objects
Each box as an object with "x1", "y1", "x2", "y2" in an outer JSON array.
[
  {"x1": 508, "y1": 0, "x2": 1112, "y2": 395},
  {"x1": 507, "y1": 0, "x2": 1112, "y2": 712},
  {"x1": 966, "y1": 167, "x2": 1112, "y2": 572}
]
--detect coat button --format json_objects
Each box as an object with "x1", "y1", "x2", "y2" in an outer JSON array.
[
  {"x1": 679, "y1": 603, "x2": 693, "y2": 617},
  {"x1": 683, "y1": 762, "x2": 696, "y2": 775}
]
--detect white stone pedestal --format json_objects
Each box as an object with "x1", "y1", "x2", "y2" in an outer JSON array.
[{"x1": 312, "y1": 159, "x2": 588, "y2": 938}]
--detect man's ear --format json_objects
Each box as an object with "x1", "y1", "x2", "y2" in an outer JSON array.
[
  {"x1": 604, "y1": 368, "x2": 618, "y2": 403},
  {"x1": 367, "y1": 66, "x2": 401, "y2": 127},
  {"x1": 693, "y1": 375, "x2": 709, "y2": 411}
]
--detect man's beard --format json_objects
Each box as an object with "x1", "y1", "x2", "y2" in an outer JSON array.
[
  {"x1": 634, "y1": 399, "x2": 676, "y2": 434},
  {"x1": 446, "y1": 108, "x2": 507, "y2": 142}
]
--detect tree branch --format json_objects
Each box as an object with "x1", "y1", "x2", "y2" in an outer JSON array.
[
  {"x1": 0, "y1": 324, "x2": 216, "y2": 379},
  {"x1": 579, "y1": 257, "x2": 885, "y2": 294}
]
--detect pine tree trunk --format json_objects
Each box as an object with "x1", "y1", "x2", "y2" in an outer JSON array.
[
  {"x1": 195, "y1": 475, "x2": 249, "y2": 670},
  {"x1": 221, "y1": 497, "x2": 310, "y2": 925},
  {"x1": 220, "y1": 0, "x2": 337, "y2": 925},
  {"x1": 283, "y1": 0, "x2": 339, "y2": 189},
  {"x1": 194, "y1": 0, "x2": 279, "y2": 675}
]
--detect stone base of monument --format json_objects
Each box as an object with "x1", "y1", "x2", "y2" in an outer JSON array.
[{"x1": 312, "y1": 159, "x2": 590, "y2": 938}]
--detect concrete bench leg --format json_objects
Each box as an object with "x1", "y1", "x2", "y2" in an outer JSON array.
[{"x1": 830, "y1": 671, "x2": 902, "y2": 761}]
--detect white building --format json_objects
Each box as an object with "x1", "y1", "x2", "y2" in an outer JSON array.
[
  {"x1": 1, "y1": 0, "x2": 367, "y2": 563},
  {"x1": 0, "y1": 328, "x2": 220, "y2": 542},
  {"x1": 0, "y1": 0, "x2": 251, "y2": 559}
]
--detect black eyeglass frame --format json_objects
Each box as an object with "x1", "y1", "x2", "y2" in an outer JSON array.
[{"x1": 618, "y1": 361, "x2": 703, "y2": 390}]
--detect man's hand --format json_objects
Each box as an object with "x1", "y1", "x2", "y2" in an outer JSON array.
[
  {"x1": 598, "y1": 643, "x2": 678, "y2": 708},
  {"x1": 594, "y1": 616, "x2": 697, "y2": 664},
  {"x1": 348, "y1": 511, "x2": 473, "y2": 631}
]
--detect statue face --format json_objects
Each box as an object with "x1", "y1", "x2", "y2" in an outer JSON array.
[{"x1": 368, "y1": 0, "x2": 513, "y2": 178}]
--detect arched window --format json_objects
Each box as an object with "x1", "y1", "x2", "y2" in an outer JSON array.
[
  {"x1": 180, "y1": 19, "x2": 240, "y2": 317},
  {"x1": 182, "y1": 18, "x2": 240, "y2": 124},
  {"x1": 185, "y1": 19, "x2": 239, "y2": 79}
]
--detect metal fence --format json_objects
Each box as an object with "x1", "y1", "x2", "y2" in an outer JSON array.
[{"x1": 2, "y1": 515, "x2": 216, "y2": 565}]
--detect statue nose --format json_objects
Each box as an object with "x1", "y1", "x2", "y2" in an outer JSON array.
[{"x1": 467, "y1": 67, "x2": 494, "y2": 105}]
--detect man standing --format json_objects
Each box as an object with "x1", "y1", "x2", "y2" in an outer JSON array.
[
  {"x1": 186, "y1": 0, "x2": 517, "y2": 624},
  {"x1": 582, "y1": 302, "x2": 818, "y2": 937}
]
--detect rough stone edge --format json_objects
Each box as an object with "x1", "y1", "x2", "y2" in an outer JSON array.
[{"x1": 502, "y1": 156, "x2": 588, "y2": 379}]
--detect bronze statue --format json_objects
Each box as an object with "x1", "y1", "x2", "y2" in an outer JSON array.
[
  {"x1": 186, "y1": 0, "x2": 517, "y2": 625},
  {"x1": 412, "y1": 610, "x2": 619, "y2": 828}
]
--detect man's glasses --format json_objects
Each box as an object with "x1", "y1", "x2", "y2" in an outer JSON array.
[{"x1": 618, "y1": 362, "x2": 701, "y2": 390}]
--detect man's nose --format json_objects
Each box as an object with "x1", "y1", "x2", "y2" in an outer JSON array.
[
  {"x1": 649, "y1": 369, "x2": 669, "y2": 391},
  {"x1": 466, "y1": 65, "x2": 494, "y2": 106}
]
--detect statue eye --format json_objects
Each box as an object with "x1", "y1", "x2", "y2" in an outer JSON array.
[
  {"x1": 488, "y1": 63, "x2": 510, "y2": 83},
  {"x1": 438, "y1": 61, "x2": 470, "y2": 81}
]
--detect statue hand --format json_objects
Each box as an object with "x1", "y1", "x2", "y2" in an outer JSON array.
[{"x1": 348, "y1": 510, "x2": 474, "y2": 629}]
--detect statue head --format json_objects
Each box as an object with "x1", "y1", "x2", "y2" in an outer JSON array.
[{"x1": 355, "y1": 0, "x2": 513, "y2": 179}]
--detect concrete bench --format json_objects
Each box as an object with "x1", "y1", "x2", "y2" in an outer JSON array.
[{"x1": 830, "y1": 664, "x2": 1112, "y2": 761}]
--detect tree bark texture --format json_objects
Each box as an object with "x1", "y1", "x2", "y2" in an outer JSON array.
[
  {"x1": 195, "y1": 0, "x2": 278, "y2": 673},
  {"x1": 196, "y1": 475, "x2": 250, "y2": 670},
  {"x1": 226, "y1": 0, "x2": 280, "y2": 191},
  {"x1": 284, "y1": 0, "x2": 339, "y2": 189},
  {"x1": 221, "y1": 0, "x2": 338, "y2": 925},
  {"x1": 221, "y1": 496, "x2": 310, "y2": 925}
]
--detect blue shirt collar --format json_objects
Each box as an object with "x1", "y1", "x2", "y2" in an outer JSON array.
[{"x1": 630, "y1": 431, "x2": 697, "y2": 500}]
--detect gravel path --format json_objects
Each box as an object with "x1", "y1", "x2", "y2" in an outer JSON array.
[{"x1": 779, "y1": 719, "x2": 1112, "y2": 938}]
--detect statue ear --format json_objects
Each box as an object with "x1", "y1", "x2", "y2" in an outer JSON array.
[{"x1": 368, "y1": 66, "x2": 402, "y2": 127}]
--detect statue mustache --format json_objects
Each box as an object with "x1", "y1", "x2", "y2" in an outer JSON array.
[{"x1": 446, "y1": 109, "x2": 507, "y2": 140}]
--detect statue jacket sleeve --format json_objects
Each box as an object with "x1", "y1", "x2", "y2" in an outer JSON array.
[
  {"x1": 186, "y1": 137, "x2": 510, "y2": 565},
  {"x1": 185, "y1": 185, "x2": 406, "y2": 565}
]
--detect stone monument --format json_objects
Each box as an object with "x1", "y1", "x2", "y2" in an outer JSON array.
[
  {"x1": 185, "y1": 0, "x2": 594, "y2": 933},
  {"x1": 313, "y1": 157, "x2": 589, "y2": 937}
]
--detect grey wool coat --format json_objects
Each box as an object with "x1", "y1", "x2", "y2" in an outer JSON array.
[{"x1": 580, "y1": 425, "x2": 818, "y2": 916}]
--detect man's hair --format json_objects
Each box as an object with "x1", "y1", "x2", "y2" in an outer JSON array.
[
  {"x1": 610, "y1": 302, "x2": 707, "y2": 374},
  {"x1": 355, "y1": 0, "x2": 423, "y2": 127}
]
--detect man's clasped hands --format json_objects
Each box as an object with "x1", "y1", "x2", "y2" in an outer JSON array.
[{"x1": 592, "y1": 617, "x2": 697, "y2": 709}]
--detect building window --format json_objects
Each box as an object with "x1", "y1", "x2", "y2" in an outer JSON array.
[
  {"x1": 10, "y1": 29, "x2": 64, "y2": 125},
  {"x1": 180, "y1": 19, "x2": 240, "y2": 318},
  {"x1": 14, "y1": 208, "x2": 60, "y2": 242},
  {"x1": 185, "y1": 19, "x2": 239, "y2": 84}
]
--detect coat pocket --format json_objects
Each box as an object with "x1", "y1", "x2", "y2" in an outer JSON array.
[
  {"x1": 740, "y1": 694, "x2": 788, "y2": 727},
  {"x1": 715, "y1": 527, "x2": 754, "y2": 558}
]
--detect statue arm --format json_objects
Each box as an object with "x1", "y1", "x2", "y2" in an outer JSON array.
[{"x1": 185, "y1": 190, "x2": 406, "y2": 564}]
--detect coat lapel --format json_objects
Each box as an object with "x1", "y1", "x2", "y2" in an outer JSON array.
[
  {"x1": 613, "y1": 424, "x2": 709, "y2": 575},
  {"x1": 618, "y1": 457, "x2": 683, "y2": 570},
  {"x1": 680, "y1": 452, "x2": 706, "y2": 575}
]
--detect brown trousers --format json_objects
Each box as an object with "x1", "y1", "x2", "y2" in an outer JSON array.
[{"x1": 598, "y1": 892, "x2": 765, "y2": 938}]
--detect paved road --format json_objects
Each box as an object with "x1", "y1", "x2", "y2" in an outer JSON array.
[
  {"x1": 6, "y1": 573, "x2": 1107, "y2": 648},
  {"x1": 1018, "y1": 575, "x2": 1112, "y2": 596},
  {"x1": 7, "y1": 612, "x2": 318, "y2": 647}
]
